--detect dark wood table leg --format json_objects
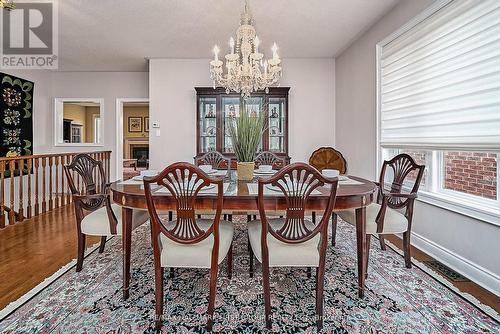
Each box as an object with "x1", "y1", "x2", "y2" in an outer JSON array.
[
  {"x1": 122, "y1": 207, "x2": 133, "y2": 300},
  {"x1": 355, "y1": 206, "x2": 367, "y2": 298}
]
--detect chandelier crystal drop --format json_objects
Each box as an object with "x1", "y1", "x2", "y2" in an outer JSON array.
[{"x1": 210, "y1": 0, "x2": 282, "y2": 98}]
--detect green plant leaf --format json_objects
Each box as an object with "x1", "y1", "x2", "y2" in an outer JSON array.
[{"x1": 227, "y1": 102, "x2": 267, "y2": 162}]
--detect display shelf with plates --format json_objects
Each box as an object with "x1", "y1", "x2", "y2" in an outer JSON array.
[
  {"x1": 198, "y1": 97, "x2": 217, "y2": 153},
  {"x1": 195, "y1": 87, "x2": 290, "y2": 165}
]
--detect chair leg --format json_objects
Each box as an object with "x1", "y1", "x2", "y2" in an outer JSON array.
[
  {"x1": 253, "y1": 215, "x2": 257, "y2": 220},
  {"x1": 169, "y1": 267, "x2": 174, "y2": 278},
  {"x1": 365, "y1": 235, "x2": 371, "y2": 278},
  {"x1": 155, "y1": 267, "x2": 164, "y2": 331},
  {"x1": 228, "y1": 214, "x2": 233, "y2": 222},
  {"x1": 223, "y1": 214, "x2": 227, "y2": 220},
  {"x1": 403, "y1": 231, "x2": 412, "y2": 268},
  {"x1": 262, "y1": 262, "x2": 272, "y2": 329},
  {"x1": 247, "y1": 214, "x2": 252, "y2": 222},
  {"x1": 206, "y1": 264, "x2": 219, "y2": 331},
  {"x1": 331, "y1": 213, "x2": 338, "y2": 247},
  {"x1": 307, "y1": 267, "x2": 312, "y2": 278},
  {"x1": 168, "y1": 211, "x2": 173, "y2": 221},
  {"x1": 248, "y1": 239, "x2": 254, "y2": 278},
  {"x1": 98, "y1": 236, "x2": 107, "y2": 253},
  {"x1": 379, "y1": 235, "x2": 387, "y2": 251},
  {"x1": 312, "y1": 211, "x2": 316, "y2": 224},
  {"x1": 316, "y1": 265, "x2": 326, "y2": 330},
  {"x1": 197, "y1": 214, "x2": 202, "y2": 219},
  {"x1": 76, "y1": 232, "x2": 86, "y2": 272},
  {"x1": 227, "y1": 244, "x2": 233, "y2": 279}
]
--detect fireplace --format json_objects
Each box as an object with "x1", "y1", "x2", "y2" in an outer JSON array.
[{"x1": 131, "y1": 145, "x2": 149, "y2": 167}]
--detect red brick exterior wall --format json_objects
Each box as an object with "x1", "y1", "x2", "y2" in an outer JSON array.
[
  {"x1": 444, "y1": 152, "x2": 497, "y2": 200},
  {"x1": 401, "y1": 150, "x2": 427, "y2": 186}
]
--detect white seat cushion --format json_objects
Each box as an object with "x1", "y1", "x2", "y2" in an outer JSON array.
[
  {"x1": 159, "y1": 219, "x2": 234, "y2": 269},
  {"x1": 248, "y1": 218, "x2": 320, "y2": 267},
  {"x1": 81, "y1": 203, "x2": 149, "y2": 236},
  {"x1": 337, "y1": 203, "x2": 408, "y2": 234}
]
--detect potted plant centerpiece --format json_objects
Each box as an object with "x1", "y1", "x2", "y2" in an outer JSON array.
[{"x1": 227, "y1": 104, "x2": 266, "y2": 180}]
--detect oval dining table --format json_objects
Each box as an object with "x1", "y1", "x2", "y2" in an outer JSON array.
[{"x1": 110, "y1": 173, "x2": 377, "y2": 300}]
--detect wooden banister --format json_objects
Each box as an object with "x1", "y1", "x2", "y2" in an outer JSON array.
[{"x1": 0, "y1": 150, "x2": 111, "y2": 228}]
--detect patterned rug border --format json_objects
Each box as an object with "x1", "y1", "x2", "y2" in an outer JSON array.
[
  {"x1": 381, "y1": 237, "x2": 500, "y2": 323},
  {"x1": 0, "y1": 239, "x2": 105, "y2": 322},
  {"x1": 1, "y1": 224, "x2": 498, "y2": 328}
]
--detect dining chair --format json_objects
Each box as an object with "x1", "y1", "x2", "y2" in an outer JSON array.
[
  {"x1": 195, "y1": 150, "x2": 231, "y2": 174},
  {"x1": 143, "y1": 162, "x2": 234, "y2": 331},
  {"x1": 308, "y1": 147, "x2": 347, "y2": 174},
  {"x1": 64, "y1": 153, "x2": 148, "y2": 272},
  {"x1": 247, "y1": 162, "x2": 338, "y2": 330},
  {"x1": 248, "y1": 151, "x2": 288, "y2": 221},
  {"x1": 195, "y1": 151, "x2": 232, "y2": 221},
  {"x1": 254, "y1": 151, "x2": 286, "y2": 169},
  {"x1": 309, "y1": 147, "x2": 347, "y2": 247},
  {"x1": 336, "y1": 153, "x2": 425, "y2": 272}
]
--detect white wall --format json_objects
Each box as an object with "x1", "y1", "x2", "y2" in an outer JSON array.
[
  {"x1": 335, "y1": 0, "x2": 500, "y2": 294},
  {"x1": 1, "y1": 70, "x2": 149, "y2": 180},
  {"x1": 149, "y1": 58, "x2": 335, "y2": 168}
]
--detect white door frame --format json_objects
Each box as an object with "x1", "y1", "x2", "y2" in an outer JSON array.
[{"x1": 115, "y1": 97, "x2": 149, "y2": 180}]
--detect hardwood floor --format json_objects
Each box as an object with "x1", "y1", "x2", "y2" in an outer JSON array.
[
  {"x1": 385, "y1": 235, "x2": 500, "y2": 314},
  {"x1": 0, "y1": 206, "x2": 99, "y2": 310},
  {"x1": 0, "y1": 207, "x2": 498, "y2": 315}
]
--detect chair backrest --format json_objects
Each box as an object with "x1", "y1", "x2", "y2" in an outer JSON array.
[
  {"x1": 258, "y1": 162, "x2": 338, "y2": 244},
  {"x1": 308, "y1": 147, "x2": 347, "y2": 174},
  {"x1": 144, "y1": 162, "x2": 224, "y2": 244},
  {"x1": 378, "y1": 154, "x2": 425, "y2": 209},
  {"x1": 64, "y1": 154, "x2": 107, "y2": 209},
  {"x1": 195, "y1": 151, "x2": 231, "y2": 173},
  {"x1": 254, "y1": 151, "x2": 286, "y2": 169}
]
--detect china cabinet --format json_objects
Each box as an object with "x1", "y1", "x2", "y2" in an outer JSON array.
[{"x1": 195, "y1": 87, "x2": 290, "y2": 164}]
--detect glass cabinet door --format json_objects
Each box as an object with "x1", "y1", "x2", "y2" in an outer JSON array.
[
  {"x1": 245, "y1": 97, "x2": 264, "y2": 152},
  {"x1": 199, "y1": 97, "x2": 217, "y2": 153},
  {"x1": 268, "y1": 97, "x2": 286, "y2": 153},
  {"x1": 221, "y1": 96, "x2": 240, "y2": 153}
]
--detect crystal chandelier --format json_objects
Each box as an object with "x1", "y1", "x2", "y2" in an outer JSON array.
[
  {"x1": 0, "y1": 0, "x2": 15, "y2": 10},
  {"x1": 210, "y1": 0, "x2": 282, "y2": 98}
]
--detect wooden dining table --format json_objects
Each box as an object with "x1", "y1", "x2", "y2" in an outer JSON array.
[{"x1": 110, "y1": 173, "x2": 376, "y2": 300}]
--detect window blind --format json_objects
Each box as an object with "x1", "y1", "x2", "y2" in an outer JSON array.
[{"x1": 379, "y1": 0, "x2": 500, "y2": 149}]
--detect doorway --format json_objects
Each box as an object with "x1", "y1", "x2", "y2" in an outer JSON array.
[{"x1": 115, "y1": 98, "x2": 149, "y2": 180}]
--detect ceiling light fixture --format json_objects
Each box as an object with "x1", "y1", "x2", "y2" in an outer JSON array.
[{"x1": 210, "y1": 0, "x2": 282, "y2": 98}]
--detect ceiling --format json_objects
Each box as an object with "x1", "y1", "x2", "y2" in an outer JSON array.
[{"x1": 58, "y1": 0, "x2": 400, "y2": 72}]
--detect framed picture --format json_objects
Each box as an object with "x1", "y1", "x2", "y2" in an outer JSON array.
[
  {"x1": 144, "y1": 116, "x2": 149, "y2": 132},
  {"x1": 128, "y1": 117, "x2": 142, "y2": 132}
]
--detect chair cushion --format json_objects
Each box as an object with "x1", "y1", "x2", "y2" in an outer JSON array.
[
  {"x1": 337, "y1": 203, "x2": 408, "y2": 234},
  {"x1": 248, "y1": 218, "x2": 320, "y2": 267},
  {"x1": 159, "y1": 219, "x2": 234, "y2": 269},
  {"x1": 81, "y1": 204, "x2": 149, "y2": 236}
]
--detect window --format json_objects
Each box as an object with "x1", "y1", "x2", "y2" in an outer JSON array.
[
  {"x1": 377, "y1": 0, "x2": 500, "y2": 224},
  {"x1": 93, "y1": 116, "x2": 101, "y2": 144},
  {"x1": 71, "y1": 125, "x2": 82, "y2": 143}
]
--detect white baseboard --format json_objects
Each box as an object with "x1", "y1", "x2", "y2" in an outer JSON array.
[{"x1": 408, "y1": 232, "x2": 500, "y2": 296}]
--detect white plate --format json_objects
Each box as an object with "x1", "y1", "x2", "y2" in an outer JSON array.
[
  {"x1": 132, "y1": 175, "x2": 144, "y2": 181},
  {"x1": 255, "y1": 169, "x2": 275, "y2": 175},
  {"x1": 338, "y1": 175, "x2": 349, "y2": 181},
  {"x1": 199, "y1": 184, "x2": 217, "y2": 191},
  {"x1": 265, "y1": 184, "x2": 282, "y2": 192}
]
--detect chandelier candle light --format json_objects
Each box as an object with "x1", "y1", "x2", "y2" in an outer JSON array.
[{"x1": 210, "y1": 0, "x2": 282, "y2": 98}]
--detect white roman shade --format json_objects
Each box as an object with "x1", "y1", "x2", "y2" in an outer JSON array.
[{"x1": 378, "y1": 0, "x2": 500, "y2": 149}]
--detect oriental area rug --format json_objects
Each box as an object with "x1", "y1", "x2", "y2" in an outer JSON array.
[{"x1": 0, "y1": 218, "x2": 498, "y2": 333}]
